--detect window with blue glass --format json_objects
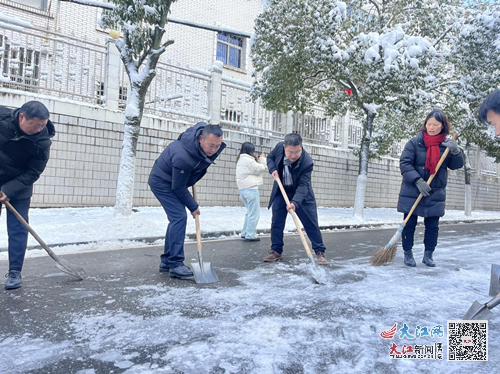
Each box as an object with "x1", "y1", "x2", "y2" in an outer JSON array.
[{"x1": 216, "y1": 32, "x2": 243, "y2": 69}]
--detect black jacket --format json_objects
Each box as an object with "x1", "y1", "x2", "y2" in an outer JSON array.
[
  {"x1": 397, "y1": 132, "x2": 463, "y2": 217},
  {"x1": 149, "y1": 122, "x2": 226, "y2": 212},
  {"x1": 0, "y1": 106, "x2": 55, "y2": 200},
  {"x1": 267, "y1": 141, "x2": 318, "y2": 221}
]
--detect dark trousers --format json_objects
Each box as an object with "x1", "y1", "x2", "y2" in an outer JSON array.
[
  {"x1": 402, "y1": 214, "x2": 440, "y2": 252},
  {"x1": 271, "y1": 193, "x2": 326, "y2": 254},
  {"x1": 4, "y1": 198, "x2": 31, "y2": 271},
  {"x1": 149, "y1": 175, "x2": 188, "y2": 269}
]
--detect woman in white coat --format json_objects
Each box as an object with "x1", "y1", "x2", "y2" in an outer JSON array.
[{"x1": 236, "y1": 142, "x2": 268, "y2": 241}]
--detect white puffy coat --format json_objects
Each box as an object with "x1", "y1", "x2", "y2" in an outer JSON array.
[{"x1": 236, "y1": 153, "x2": 268, "y2": 190}]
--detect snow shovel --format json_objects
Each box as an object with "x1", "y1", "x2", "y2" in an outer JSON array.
[
  {"x1": 273, "y1": 175, "x2": 327, "y2": 285},
  {"x1": 463, "y1": 264, "x2": 500, "y2": 320},
  {"x1": 371, "y1": 134, "x2": 458, "y2": 266},
  {"x1": 3, "y1": 201, "x2": 86, "y2": 280},
  {"x1": 190, "y1": 185, "x2": 218, "y2": 284}
]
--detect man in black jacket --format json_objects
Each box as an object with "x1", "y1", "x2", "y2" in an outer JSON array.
[
  {"x1": 265, "y1": 133, "x2": 328, "y2": 265},
  {"x1": 149, "y1": 123, "x2": 225, "y2": 280},
  {"x1": 0, "y1": 101, "x2": 55, "y2": 290}
]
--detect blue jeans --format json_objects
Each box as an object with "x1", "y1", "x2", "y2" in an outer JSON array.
[
  {"x1": 240, "y1": 189, "x2": 260, "y2": 239},
  {"x1": 4, "y1": 198, "x2": 31, "y2": 271}
]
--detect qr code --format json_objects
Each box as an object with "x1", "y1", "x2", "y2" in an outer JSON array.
[{"x1": 447, "y1": 321, "x2": 488, "y2": 361}]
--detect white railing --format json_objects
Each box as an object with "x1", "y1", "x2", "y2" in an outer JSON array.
[
  {"x1": 220, "y1": 75, "x2": 282, "y2": 137},
  {"x1": 0, "y1": 23, "x2": 106, "y2": 104},
  {"x1": 143, "y1": 62, "x2": 210, "y2": 123},
  {"x1": 1, "y1": 20, "x2": 499, "y2": 177}
]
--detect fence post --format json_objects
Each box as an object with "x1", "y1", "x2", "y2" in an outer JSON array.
[
  {"x1": 283, "y1": 111, "x2": 293, "y2": 134},
  {"x1": 207, "y1": 61, "x2": 223, "y2": 124},
  {"x1": 104, "y1": 42, "x2": 121, "y2": 110},
  {"x1": 341, "y1": 114, "x2": 350, "y2": 149}
]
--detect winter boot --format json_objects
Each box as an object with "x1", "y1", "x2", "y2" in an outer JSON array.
[
  {"x1": 422, "y1": 251, "x2": 436, "y2": 267},
  {"x1": 5, "y1": 270, "x2": 22, "y2": 290},
  {"x1": 316, "y1": 251, "x2": 329, "y2": 265},
  {"x1": 403, "y1": 250, "x2": 416, "y2": 267},
  {"x1": 169, "y1": 265, "x2": 194, "y2": 280},
  {"x1": 263, "y1": 250, "x2": 283, "y2": 262},
  {"x1": 159, "y1": 262, "x2": 170, "y2": 273}
]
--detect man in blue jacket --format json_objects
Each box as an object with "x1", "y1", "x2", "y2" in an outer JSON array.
[
  {"x1": 0, "y1": 101, "x2": 55, "y2": 290},
  {"x1": 149, "y1": 123, "x2": 225, "y2": 279},
  {"x1": 264, "y1": 133, "x2": 328, "y2": 265}
]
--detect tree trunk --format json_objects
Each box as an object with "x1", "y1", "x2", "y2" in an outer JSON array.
[
  {"x1": 353, "y1": 111, "x2": 375, "y2": 220},
  {"x1": 463, "y1": 143, "x2": 472, "y2": 217},
  {"x1": 114, "y1": 84, "x2": 146, "y2": 216}
]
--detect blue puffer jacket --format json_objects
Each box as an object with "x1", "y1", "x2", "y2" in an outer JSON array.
[
  {"x1": 149, "y1": 122, "x2": 226, "y2": 212},
  {"x1": 397, "y1": 132, "x2": 463, "y2": 217}
]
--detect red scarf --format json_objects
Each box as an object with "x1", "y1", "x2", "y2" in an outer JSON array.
[{"x1": 423, "y1": 132, "x2": 446, "y2": 175}]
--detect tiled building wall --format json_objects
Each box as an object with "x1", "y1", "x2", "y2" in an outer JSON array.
[{"x1": 3, "y1": 92, "x2": 499, "y2": 212}]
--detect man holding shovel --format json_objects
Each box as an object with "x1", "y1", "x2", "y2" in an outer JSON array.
[
  {"x1": 149, "y1": 123, "x2": 225, "y2": 280},
  {"x1": 0, "y1": 101, "x2": 55, "y2": 290},
  {"x1": 264, "y1": 133, "x2": 328, "y2": 265}
]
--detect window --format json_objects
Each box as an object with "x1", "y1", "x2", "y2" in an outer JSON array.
[
  {"x1": 9, "y1": 0, "x2": 48, "y2": 11},
  {"x1": 216, "y1": 32, "x2": 243, "y2": 69}
]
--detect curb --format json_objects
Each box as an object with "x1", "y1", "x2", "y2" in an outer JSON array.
[{"x1": 1, "y1": 218, "x2": 499, "y2": 253}]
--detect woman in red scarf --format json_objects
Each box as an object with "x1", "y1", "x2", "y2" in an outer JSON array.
[{"x1": 397, "y1": 110, "x2": 463, "y2": 267}]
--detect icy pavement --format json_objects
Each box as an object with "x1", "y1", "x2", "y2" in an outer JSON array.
[{"x1": 0, "y1": 223, "x2": 498, "y2": 373}]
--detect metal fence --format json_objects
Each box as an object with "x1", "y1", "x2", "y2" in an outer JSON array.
[
  {"x1": 1, "y1": 20, "x2": 499, "y2": 177},
  {"x1": 0, "y1": 23, "x2": 106, "y2": 104},
  {"x1": 220, "y1": 75, "x2": 283, "y2": 138},
  {"x1": 142, "y1": 62, "x2": 210, "y2": 123}
]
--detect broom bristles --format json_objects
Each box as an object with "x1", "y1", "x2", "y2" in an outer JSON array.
[{"x1": 371, "y1": 243, "x2": 398, "y2": 266}]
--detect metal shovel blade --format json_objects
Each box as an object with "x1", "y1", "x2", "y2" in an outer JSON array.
[
  {"x1": 490, "y1": 264, "x2": 500, "y2": 297},
  {"x1": 191, "y1": 261, "x2": 218, "y2": 284},
  {"x1": 55, "y1": 257, "x2": 86, "y2": 280},
  {"x1": 463, "y1": 301, "x2": 493, "y2": 321}
]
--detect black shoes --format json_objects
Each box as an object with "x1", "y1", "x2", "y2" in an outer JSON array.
[
  {"x1": 244, "y1": 237, "x2": 260, "y2": 242},
  {"x1": 159, "y1": 263, "x2": 170, "y2": 273},
  {"x1": 169, "y1": 265, "x2": 194, "y2": 280},
  {"x1": 422, "y1": 251, "x2": 436, "y2": 267},
  {"x1": 5, "y1": 270, "x2": 22, "y2": 290},
  {"x1": 403, "y1": 251, "x2": 416, "y2": 267}
]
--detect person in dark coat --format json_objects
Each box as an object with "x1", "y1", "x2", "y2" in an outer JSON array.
[
  {"x1": 397, "y1": 110, "x2": 463, "y2": 267},
  {"x1": 149, "y1": 123, "x2": 225, "y2": 280},
  {"x1": 0, "y1": 101, "x2": 55, "y2": 290},
  {"x1": 478, "y1": 89, "x2": 500, "y2": 137},
  {"x1": 264, "y1": 133, "x2": 328, "y2": 265}
]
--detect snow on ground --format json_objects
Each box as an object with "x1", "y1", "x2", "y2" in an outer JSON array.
[
  {"x1": 0, "y1": 227, "x2": 498, "y2": 373},
  {"x1": 1, "y1": 206, "x2": 500, "y2": 259}
]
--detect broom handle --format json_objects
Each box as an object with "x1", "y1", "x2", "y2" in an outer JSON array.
[
  {"x1": 402, "y1": 133, "x2": 458, "y2": 226},
  {"x1": 192, "y1": 185, "x2": 202, "y2": 252},
  {"x1": 273, "y1": 175, "x2": 314, "y2": 258}
]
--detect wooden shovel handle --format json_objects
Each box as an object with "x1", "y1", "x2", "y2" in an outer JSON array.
[
  {"x1": 192, "y1": 185, "x2": 202, "y2": 251},
  {"x1": 3, "y1": 200, "x2": 58, "y2": 260},
  {"x1": 403, "y1": 133, "x2": 458, "y2": 226},
  {"x1": 273, "y1": 175, "x2": 314, "y2": 258}
]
